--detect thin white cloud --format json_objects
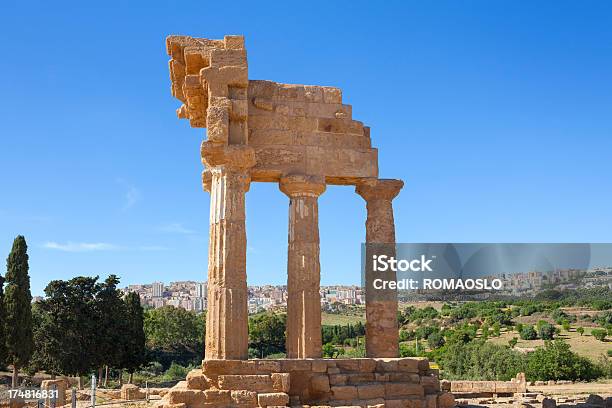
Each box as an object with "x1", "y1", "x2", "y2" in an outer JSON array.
[
  {"x1": 43, "y1": 241, "x2": 120, "y2": 252},
  {"x1": 117, "y1": 178, "x2": 141, "y2": 210},
  {"x1": 159, "y1": 222, "x2": 197, "y2": 235},
  {"x1": 43, "y1": 242, "x2": 169, "y2": 252}
]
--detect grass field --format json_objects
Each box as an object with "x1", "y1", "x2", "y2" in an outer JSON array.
[
  {"x1": 487, "y1": 326, "x2": 611, "y2": 361},
  {"x1": 322, "y1": 311, "x2": 365, "y2": 325}
]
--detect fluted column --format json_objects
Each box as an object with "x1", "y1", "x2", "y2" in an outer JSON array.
[
  {"x1": 356, "y1": 179, "x2": 404, "y2": 358},
  {"x1": 202, "y1": 143, "x2": 255, "y2": 360},
  {"x1": 280, "y1": 175, "x2": 326, "y2": 358}
]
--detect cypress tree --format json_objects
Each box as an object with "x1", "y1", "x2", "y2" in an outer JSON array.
[
  {"x1": 120, "y1": 291, "x2": 147, "y2": 383},
  {"x1": 95, "y1": 275, "x2": 125, "y2": 378},
  {"x1": 4, "y1": 235, "x2": 34, "y2": 387},
  {"x1": 0, "y1": 273, "x2": 7, "y2": 369}
]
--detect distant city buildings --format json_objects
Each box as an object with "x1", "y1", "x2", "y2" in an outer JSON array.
[
  {"x1": 122, "y1": 268, "x2": 611, "y2": 309},
  {"x1": 123, "y1": 281, "x2": 364, "y2": 313}
]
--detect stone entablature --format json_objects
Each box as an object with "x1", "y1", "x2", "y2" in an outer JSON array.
[{"x1": 166, "y1": 35, "x2": 377, "y2": 185}]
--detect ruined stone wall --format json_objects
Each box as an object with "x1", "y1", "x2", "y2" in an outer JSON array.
[
  {"x1": 160, "y1": 358, "x2": 455, "y2": 408},
  {"x1": 443, "y1": 373, "x2": 527, "y2": 397}
]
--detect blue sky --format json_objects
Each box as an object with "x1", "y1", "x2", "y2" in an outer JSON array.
[{"x1": 1, "y1": 1, "x2": 611, "y2": 296}]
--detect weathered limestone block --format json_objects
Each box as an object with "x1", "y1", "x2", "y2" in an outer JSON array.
[
  {"x1": 218, "y1": 374, "x2": 274, "y2": 392},
  {"x1": 329, "y1": 374, "x2": 348, "y2": 386},
  {"x1": 203, "y1": 389, "x2": 231, "y2": 405},
  {"x1": 421, "y1": 375, "x2": 440, "y2": 394},
  {"x1": 280, "y1": 359, "x2": 312, "y2": 372},
  {"x1": 121, "y1": 384, "x2": 145, "y2": 400},
  {"x1": 389, "y1": 372, "x2": 420, "y2": 383},
  {"x1": 347, "y1": 373, "x2": 375, "y2": 384},
  {"x1": 257, "y1": 392, "x2": 290, "y2": 407},
  {"x1": 336, "y1": 360, "x2": 361, "y2": 372},
  {"x1": 330, "y1": 385, "x2": 358, "y2": 401},
  {"x1": 385, "y1": 383, "x2": 425, "y2": 399},
  {"x1": 231, "y1": 390, "x2": 258, "y2": 406},
  {"x1": 186, "y1": 369, "x2": 211, "y2": 390},
  {"x1": 357, "y1": 384, "x2": 386, "y2": 400},
  {"x1": 311, "y1": 375, "x2": 331, "y2": 394},
  {"x1": 376, "y1": 359, "x2": 399, "y2": 373},
  {"x1": 398, "y1": 359, "x2": 421, "y2": 373},
  {"x1": 41, "y1": 379, "x2": 69, "y2": 407},
  {"x1": 312, "y1": 360, "x2": 328, "y2": 373},
  {"x1": 167, "y1": 389, "x2": 205, "y2": 406},
  {"x1": 437, "y1": 392, "x2": 455, "y2": 408},
  {"x1": 271, "y1": 373, "x2": 291, "y2": 393},
  {"x1": 425, "y1": 394, "x2": 438, "y2": 408}
]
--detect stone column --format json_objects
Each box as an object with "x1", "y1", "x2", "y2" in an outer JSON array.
[
  {"x1": 202, "y1": 143, "x2": 255, "y2": 360},
  {"x1": 280, "y1": 175, "x2": 326, "y2": 358},
  {"x1": 356, "y1": 179, "x2": 403, "y2": 358}
]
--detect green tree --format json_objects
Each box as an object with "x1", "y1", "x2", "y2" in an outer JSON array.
[
  {"x1": 4, "y1": 236, "x2": 33, "y2": 387},
  {"x1": 31, "y1": 277, "x2": 100, "y2": 387},
  {"x1": 537, "y1": 322, "x2": 555, "y2": 340},
  {"x1": 520, "y1": 325, "x2": 537, "y2": 340},
  {"x1": 526, "y1": 340, "x2": 599, "y2": 381},
  {"x1": 248, "y1": 312, "x2": 286, "y2": 358},
  {"x1": 144, "y1": 306, "x2": 205, "y2": 368},
  {"x1": 120, "y1": 292, "x2": 148, "y2": 383},
  {"x1": 0, "y1": 273, "x2": 6, "y2": 369},
  {"x1": 562, "y1": 320, "x2": 571, "y2": 332},
  {"x1": 95, "y1": 275, "x2": 126, "y2": 382},
  {"x1": 577, "y1": 326, "x2": 585, "y2": 336},
  {"x1": 591, "y1": 329, "x2": 607, "y2": 342}
]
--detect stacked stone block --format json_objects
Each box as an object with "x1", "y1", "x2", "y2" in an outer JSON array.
[{"x1": 156, "y1": 358, "x2": 454, "y2": 408}]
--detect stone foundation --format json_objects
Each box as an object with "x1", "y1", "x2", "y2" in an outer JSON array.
[
  {"x1": 443, "y1": 373, "x2": 527, "y2": 398},
  {"x1": 155, "y1": 358, "x2": 454, "y2": 408}
]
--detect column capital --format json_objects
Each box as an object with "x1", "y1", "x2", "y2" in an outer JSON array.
[
  {"x1": 356, "y1": 178, "x2": 403, "y2": 202},
  {"x1": 279, "y1": 174, "x2": 326, "y2": 198},
  {"x1": 202, "y1": 168, "x2": 251, "y2": 193},
  {"x1": 200, "y1": 141, "x2": 256, "y2": 170}
]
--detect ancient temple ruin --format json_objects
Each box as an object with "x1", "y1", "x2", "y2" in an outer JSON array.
[{"x1": 157, "y1": 34, "x2": 453, "y2": 408}]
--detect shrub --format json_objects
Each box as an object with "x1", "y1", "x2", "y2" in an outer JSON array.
[
  {"x1": 520, "y1": 325, "x2": 538, "y2": 340},
  {"x1": 322, "y1": 343, "x2": 343, "y2": 358},
  {"x1": 577, "y1": 327, "x2": 585, "y2": 336},
  {"x1": 526, "y1": 340, "x2": 601, "y2": 381},
  {"x1": 508, "y1": 337, "x2": 518, "y2": 349},
  {"x1": 440, "y1": 341, "x2": 526, "y2": 381},
  {"x1": 538, "y1": 322, "x2": 555, "y2": 340},
  {"x1": 164, "y1": 362, "x2": 191, "y2": 380},
  {"x1": 428, "y1": 332, "x2": 446, "y2": 350},
  {"x1": 591, "y1": 329, "x2": 607, "y2": 342},
  {"x1": 400, "y1": 343, "x2": 417, "y2": 357}
]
